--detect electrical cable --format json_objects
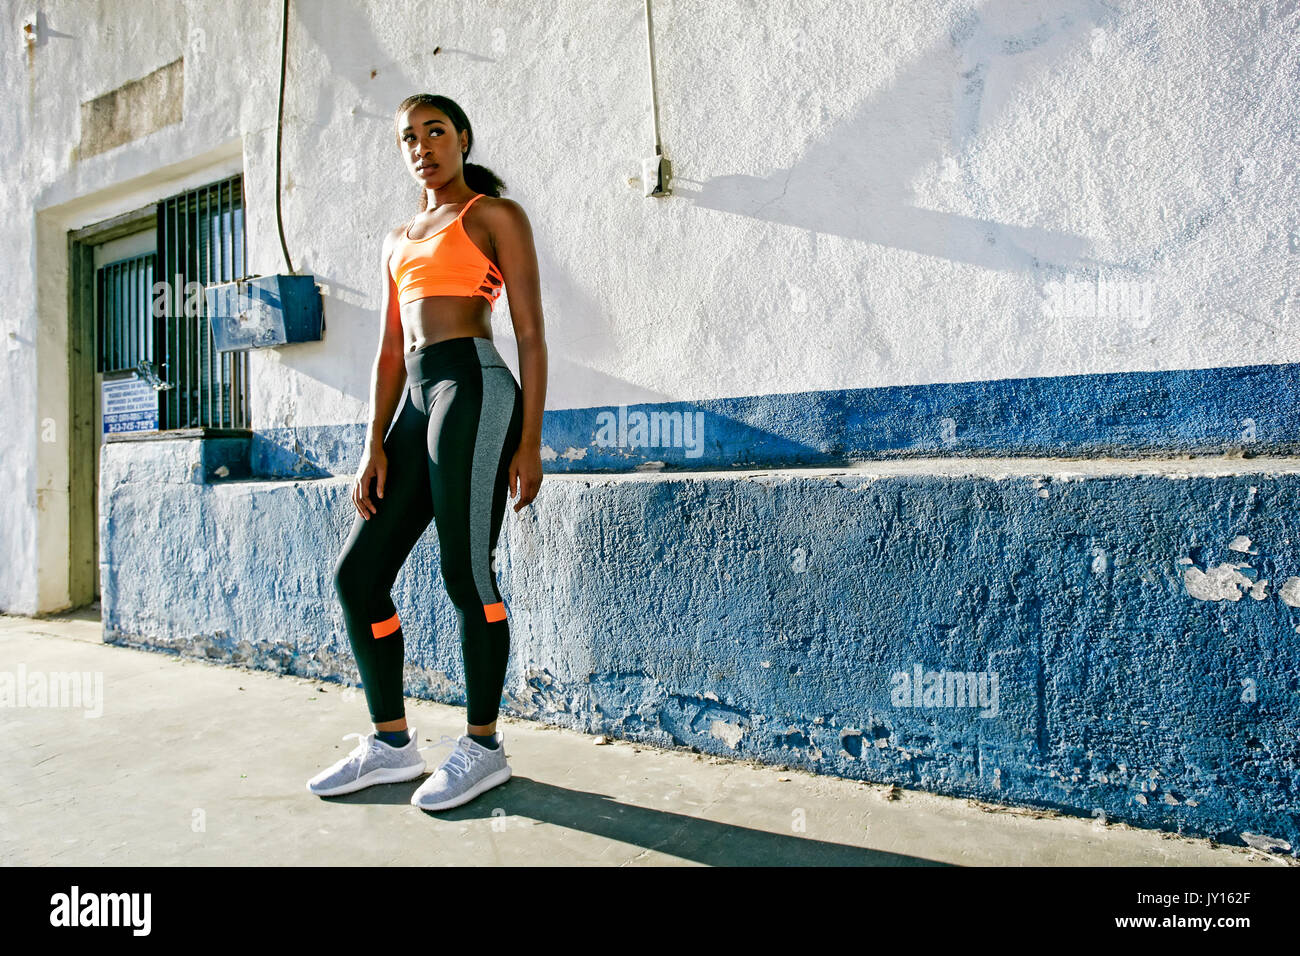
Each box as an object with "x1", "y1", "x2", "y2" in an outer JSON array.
[{"x1": 275, "y1": 0, "x2": 295, "y2": 274}]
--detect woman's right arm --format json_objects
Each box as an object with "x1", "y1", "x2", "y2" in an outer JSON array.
[{"x1": 352, "y1": 229, "x2": 407, "y2": 520}]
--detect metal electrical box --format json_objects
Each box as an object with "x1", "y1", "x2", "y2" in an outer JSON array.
[{"x1": 205, "y1": 274, "x2": 324, "y2": 352}]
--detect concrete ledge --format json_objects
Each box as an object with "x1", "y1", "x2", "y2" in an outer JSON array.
[
  {"x1": 248, "y1": 361, "x2": 1300, "y2": 478},
  {"x1": 99, "y1": 451, "x2": 1300, "y2": 854},
  {"x1": 99, "y1": 434, "x2": 250, "y2": 485}
]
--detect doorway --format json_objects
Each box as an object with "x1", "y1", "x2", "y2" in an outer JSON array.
[{"x1": 67, "y1": 204, "x2": 157, "y2": 609}]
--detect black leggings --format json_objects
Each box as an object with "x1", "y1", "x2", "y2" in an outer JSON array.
[{"x1": 333, "y1": 336, "x2": 524, "y2": 726}]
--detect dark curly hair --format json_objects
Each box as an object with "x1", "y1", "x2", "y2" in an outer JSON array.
[{"x1": 393, "y1": 94, "x2": 506, "y2": 213}]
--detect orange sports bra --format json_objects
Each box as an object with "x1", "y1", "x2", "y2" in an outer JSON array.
[{"x1": 389, "y1": 193, "x2": 505, "y2": 309}]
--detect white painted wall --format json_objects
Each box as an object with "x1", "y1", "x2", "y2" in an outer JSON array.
[{"x1": 3, "y1": 0, "x2": 1296, "y2": 612}]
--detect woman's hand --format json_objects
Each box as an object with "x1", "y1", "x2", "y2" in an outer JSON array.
[
  {"x1": 508, "y1": 444, "x2": 543, "y2": 512},
  {"x1": 352, "y1": 443, "x2": 388, "y2": 520}
]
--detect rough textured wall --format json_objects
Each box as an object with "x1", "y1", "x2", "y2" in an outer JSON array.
[
  {"x1": 99, "y1": 441, "x2": 1300, "y2": 851},
  {"x1": 5, "y1": 4, "x2": 1297, "y2": 614}
]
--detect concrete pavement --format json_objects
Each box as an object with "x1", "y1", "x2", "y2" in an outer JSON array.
[{"x1": 0, "y1": 610, "x2": 1284, "y2": 866}]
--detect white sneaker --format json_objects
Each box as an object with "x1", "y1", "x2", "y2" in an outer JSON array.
[
  {"x1": 306, "y1": 727, "x2": 425, "y2": 797},
  {"x1": 410, "y1": 732, "x2": 511, "y2": 811}
]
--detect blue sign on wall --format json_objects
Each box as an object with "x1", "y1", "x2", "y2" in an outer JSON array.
[
  {"x1": 205, "y1": 274, "x2": 323, "y2": 351},
  {"x1": 102, "y1": 371, "x2": 158, "y2": 435}
]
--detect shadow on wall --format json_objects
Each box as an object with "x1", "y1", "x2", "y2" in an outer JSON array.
[
  {"x1": 254, "y1": 0, "x2": 1297, "y2": 478},
  {"x1": 245, "y1": 338, "x2": 679, "y2": 479},
  {"x1": 239, "y1": 358, "x2": 1300, "y2": 478},
  {"x1": 289, "y1": 0, "x2": 614, "y2": 412},
  {"x1": 684, "y1": 0, "x2": 1122, "y2": 275}
]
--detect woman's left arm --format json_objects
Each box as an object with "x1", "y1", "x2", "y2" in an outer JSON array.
[{"x1": 492, "y1": 198, "x2": 547, "y2": 511}]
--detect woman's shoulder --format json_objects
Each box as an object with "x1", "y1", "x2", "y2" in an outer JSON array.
[
  {"x1": 474, "y1": 193, "x2": 522, "y2": 212},
  {"x1": 472, "y1": 194, "x2": 528, "y2": 231},
  {"x1": 382, "y1": 219, "x2": 413, "y2": 253}
]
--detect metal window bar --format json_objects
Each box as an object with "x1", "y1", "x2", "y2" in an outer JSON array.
[
  {"x1": 154, "y1": 174, "x2": 249, "y2": 430},
  {"x1": 95, "y1": 253, "x2": 155, "y2": 374}
]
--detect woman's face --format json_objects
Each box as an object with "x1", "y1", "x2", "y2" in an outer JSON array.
[{"x1": 397, "y1": 105, "x2": 467, "y2": 187}]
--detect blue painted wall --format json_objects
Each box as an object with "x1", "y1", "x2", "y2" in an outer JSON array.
[
  {"x1": 251, "y1": 361, "x2": 1300, "y2": 479},
  {"x1": 100, "y1": 418, "x2": 1300, "y2": 853}
]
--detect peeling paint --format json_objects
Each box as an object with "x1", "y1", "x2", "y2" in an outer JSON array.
[
  {"x1": 1228, "y1": 535, "x2": 1256, "y2": 554},
  {"x1": 1280, "y1": 577, "x2": 1300, "y2": 607},
  {"x1": 709, "y1": 719, "x2": 744, "y2": 749},
  {"x1": 1183, "y1": 562, "x2": 1269, "y2": 601}
]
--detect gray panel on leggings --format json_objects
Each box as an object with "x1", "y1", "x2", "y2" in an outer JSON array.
[
  {"x1": 473, "y1": 337, "x2": 507, "y2": 369},
  {"x1": 469, "y1": 357, "x2": 516, "y2": 608}
]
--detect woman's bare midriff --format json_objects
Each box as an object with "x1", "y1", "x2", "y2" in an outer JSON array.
[{"x1": 401, "y1": 296, "x2": 493, "y2": 351}]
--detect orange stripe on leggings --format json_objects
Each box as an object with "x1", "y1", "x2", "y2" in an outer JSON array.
[
  {"x1": 483, "y1": 602, "x2": 506, "y2": 623},
  {"x1": 371, "y1": 613, "x2": 401, "y2": 638}
]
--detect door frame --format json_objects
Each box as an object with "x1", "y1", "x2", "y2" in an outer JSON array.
[{"x1": 67, "y1": 203, "x2": 157, "y2": 607}]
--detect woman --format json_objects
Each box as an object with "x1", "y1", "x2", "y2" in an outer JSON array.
[{"x1": 307, "y1": 94, "x2": 547, "y2": 811}]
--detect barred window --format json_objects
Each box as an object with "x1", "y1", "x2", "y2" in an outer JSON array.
[{"x1": 95, "y1": 173, "x2": 250, "y2": 430}]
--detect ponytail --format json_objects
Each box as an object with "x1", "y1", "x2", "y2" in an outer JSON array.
[{"x1": 462, "y1": 161, "x2": 506, "y2": 198}]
